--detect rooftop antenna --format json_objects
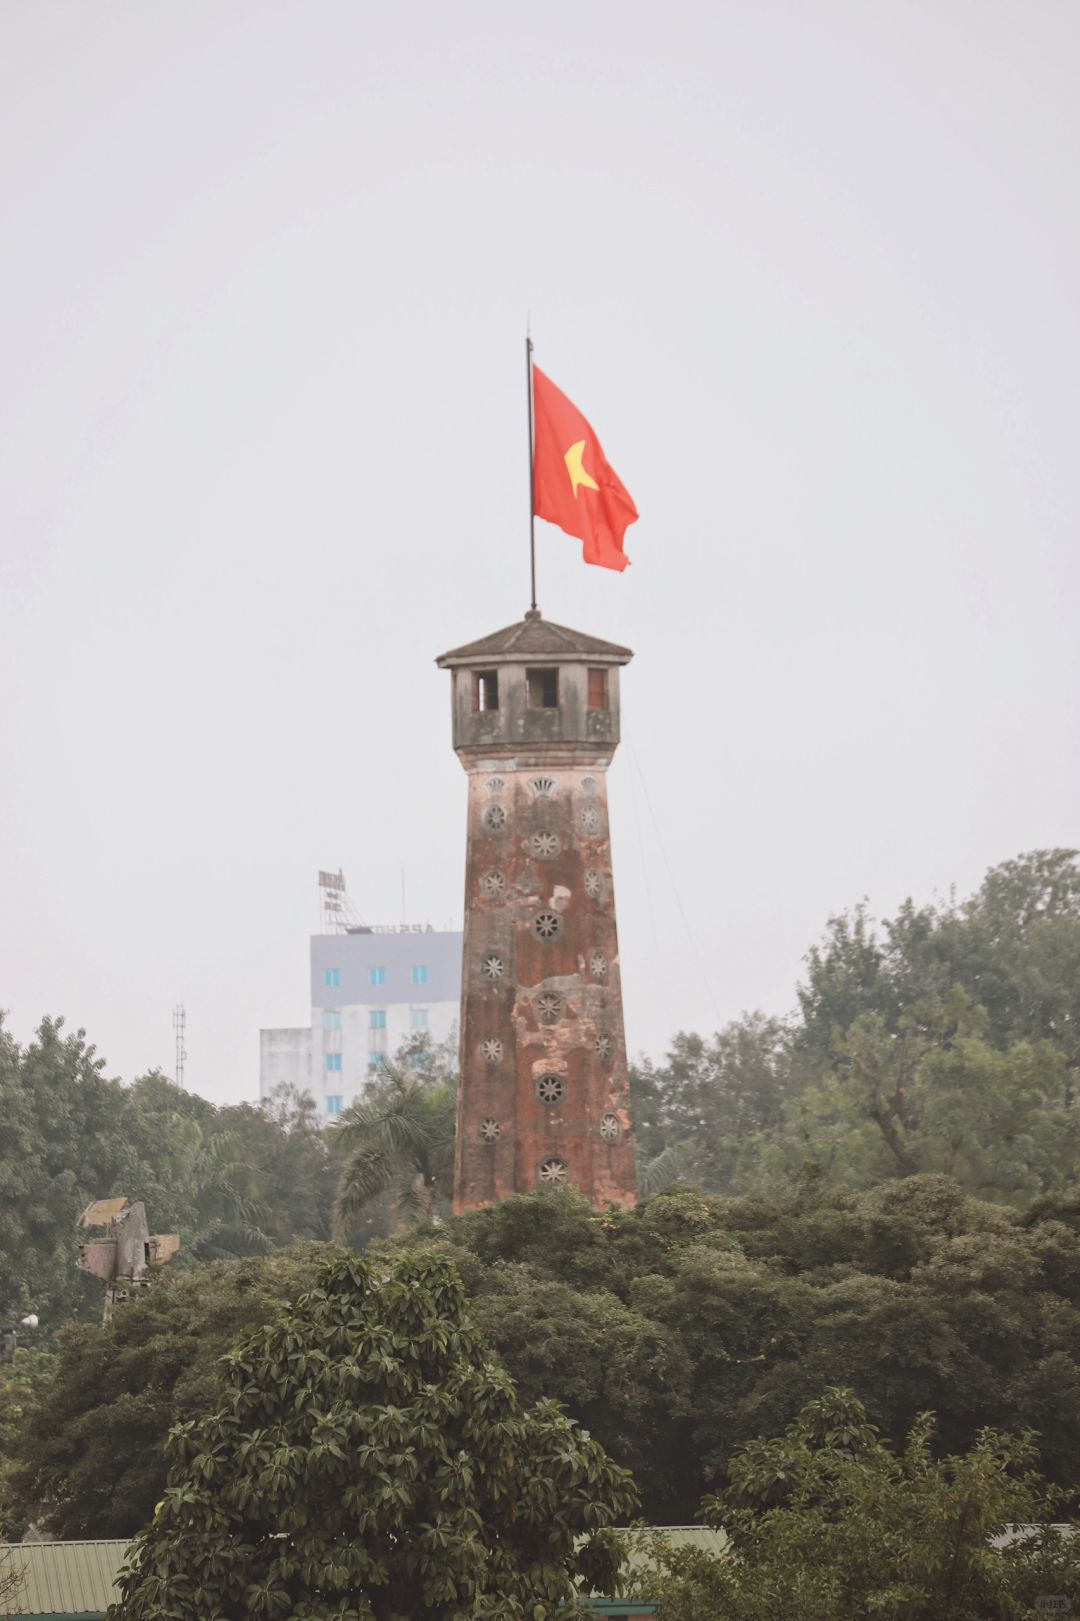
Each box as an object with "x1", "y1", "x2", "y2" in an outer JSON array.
[
  {"x1": 173, "y1": 1003, "x2": 187, "y2": 1089},
  {"x1": 318, "y1": 869, "x2": 364, "y2": 933}
]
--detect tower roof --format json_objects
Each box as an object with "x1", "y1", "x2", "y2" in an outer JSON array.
[{"x1": 436, "y1": 611, "x2": 633, "y2": 668}]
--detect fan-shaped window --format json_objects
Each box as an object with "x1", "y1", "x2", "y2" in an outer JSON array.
[
  {"x1": 580, "y1": 776, "x2": 599, "y2": 796},
  {"x1": 480, "y1": 870, "x2": 506, "y2": 900},
  {"x1": 484, "y1": 776, "x2": 507, "y2": 795},
  {"x1": 530, "y1": 775, "x2": 558, "y2": 797},
  {"x1": 535, "y1": 991, "x2": 564, "y2": 1025}
]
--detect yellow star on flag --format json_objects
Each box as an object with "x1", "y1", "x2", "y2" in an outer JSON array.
[{"x1": 564, "y1": 439, "x2": 599, "y2": 499}]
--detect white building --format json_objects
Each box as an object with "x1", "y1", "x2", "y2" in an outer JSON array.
[{"x1": 260, "y1": 923, "x2": 461, "y2": 1119}]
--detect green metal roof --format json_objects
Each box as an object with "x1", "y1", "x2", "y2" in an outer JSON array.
[
  {"x1": 0, "y1": 1541, "x2": 128, "y2": 1619},
  {"x1": 0, "y1": 1528, "x2": 727, "y2": 1617}
]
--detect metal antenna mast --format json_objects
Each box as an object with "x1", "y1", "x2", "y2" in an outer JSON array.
[{"x1": 173, "y1": 1004, "x2": 187, "y2": 1089}]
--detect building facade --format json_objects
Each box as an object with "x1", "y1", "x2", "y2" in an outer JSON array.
[
  {"x1": 437, "y1": 610, "x2": 637, "y2": 1213},
  {"x1": 259, "y1": 925, "x2": 461, "y2": 1117}
]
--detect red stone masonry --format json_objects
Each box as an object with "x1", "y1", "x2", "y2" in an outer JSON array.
[{"x1": 436, "y1": 614, "x2": 637, "y2": 1214}]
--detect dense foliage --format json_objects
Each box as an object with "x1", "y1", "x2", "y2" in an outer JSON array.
[
  {"x1": 633, "y1": 849, "x2": 1080, "y2": 1204},
  {"x1": 107, "y1": 1250, "x2": 635, "y2": 1621},
  {"x1": 0, "y1": 1014, "x2": 335, "y2": 1337},
  {"x1": 6, "y1": 1247, "x2": 324, "y2": 1539},
  {"x1": 644, "y1": 1389, "x2": 1080, "y2": 1619}
]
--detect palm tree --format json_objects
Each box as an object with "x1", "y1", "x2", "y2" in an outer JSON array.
[
  {"x1": 331, "y1": 1066, "x2": 456, "y2": 1241},
  {"x1": 637, "y1": 1139, "x2": 697, "y2": 1201},
  {"x1": 187, "y1": 1130, "x2": 273, "y2": 1260}
]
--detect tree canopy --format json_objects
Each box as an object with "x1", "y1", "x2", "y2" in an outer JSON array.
[
  {"x1": 107, "y1": 1249, "x2": 635, "y2": 1621},
  {"x1": 644, "y1": 1389, "x2": 1080, "y2": 1619}
]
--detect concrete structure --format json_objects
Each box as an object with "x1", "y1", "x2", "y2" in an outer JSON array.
[
  {"x1": 259, "y1": 924, "x2": 462, "y2": 1118},
  {"x1": 437, "y1": 610, "x2": 637, "y2": 1213}
]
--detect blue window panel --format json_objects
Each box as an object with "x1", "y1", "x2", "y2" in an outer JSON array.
[
  {"x1": 368, "y1": 1054, "x2": 388, "y2": 1072},
  {"x1": 325, "y1": 1095, "x2": 342, "y2": 1115},
  {"x1": 326, "y1": 1053, "x2": 342, "y2": 1073},
  {"x1": 369, "y1": 966, "x2": 386, "y2": 986},
  {"x1": 324, "y1": 1011, "x2": 341, "y2": 1031},
  {"x1": 324, "y1": 968, "x2": 341, "y2": 988},
  {"x1": 412, "y1": 965, "x2": 429, "y2": 986},
  {"x1": 410, "y1": 1008, "x2": 429, "y2": 1032},
  {"x1": 369, "y1": 1010, "x2": 387, "y2": 1030}
]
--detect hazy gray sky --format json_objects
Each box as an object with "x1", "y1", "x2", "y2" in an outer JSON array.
[{"x1": 2, "y1": 2, "x2": 1078, "y2": 1105}]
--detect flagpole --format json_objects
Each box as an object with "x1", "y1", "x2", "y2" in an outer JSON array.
[{"x1": 526, "y1": 332, "x2": 538, "y2": 612}]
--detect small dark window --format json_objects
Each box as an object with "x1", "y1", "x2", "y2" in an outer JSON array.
[
  {"x1": 475, "y1": 670, "x2": 499, "y2": 712},
  {"x1": 527, "y1": 667, "x2": 559, "y2": 708},
  {"x1": 587, "y1": 668, "x2": 608, "y2": 710}
]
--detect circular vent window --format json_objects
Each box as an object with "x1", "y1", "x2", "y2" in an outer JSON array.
[
  {"x1": 538, "y1": 1156, "x2": 569, "y2": 1185},
  {"x1": 595, "y1": 1032, "x2": 615, "y2": 1061},
  {"x1": 480, "y1": 954, "x2": 505, "y2": 982},
  {"x1": 588, "y1": 950, "x2": 608, "y2": 978},
  {"x1": 599, "y1": 1113, "x2": 621, "y2": 1143},
  {"x1": 480, "y1": 869, "x2": 506, "y2": 900},
  {"x1": 534, "y1": 910, "x2": 562, "y2": 942},
  {"x1": 483, "y1": 804, "x2": 508, "y2": 833},
  {"x1": 480, "y1": 1036, "x2": 503, "y2": 1063},
  {"x1": 584, "y1": 869, "x2": 604, "y2": 899},
  {"x1": 578, "y1": 805, "x2": 603, "y2": 836},
  {"x1": 480, "y1": 1118, "x2": 502, "y2": 1142},
  {"x1": 536, "y1": 1074, "x2": 565, "y2": 1105},
  {"x1": 535, "y1": 991, "x2": 564, "y2": 1025},
  {"x1": 530, "y1": 832, "x2": 560, "y2": 860}
]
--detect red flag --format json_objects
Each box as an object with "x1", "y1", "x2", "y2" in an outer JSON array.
[{"x1": 532, "y1": 365, "x2": 638, "y2": 572}]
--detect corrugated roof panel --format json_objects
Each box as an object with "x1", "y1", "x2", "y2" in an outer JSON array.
[{"x1": 0, "y1": 1541, "x2": 129, "y2": 1615}]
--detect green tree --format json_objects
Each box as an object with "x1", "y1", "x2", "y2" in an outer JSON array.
[
  {"x1": 0, "y1": 1347, "x2": 57, "y2": 1538},
  {"x1": 9, "y1": 1246, "x2": 325, "y2": 1539},
  {"x1": 797, "y1": 848, "x2": 1080, "y2": 1072},
  {"x1": 645, "y1": 1389, "x2": 1080, "y2": 1620},
  {"x1": 630, "y1": 1014, "x2": 794, "y2": 1191},
  {"x1": 108, "y1": 1249, "x2": 636, "y2": 1621}
]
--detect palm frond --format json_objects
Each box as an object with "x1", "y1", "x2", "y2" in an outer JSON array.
[{"x1": 638, "y1": 1140, "x2": 698, "y2": 1201}]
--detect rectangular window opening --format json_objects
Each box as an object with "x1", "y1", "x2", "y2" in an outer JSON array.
[
  {"x1": 369, "y1": 966, "x2": 386, "y2": 986},
  {"x1": 323, "y1": 968, "x2": 341, "y2": 989},
  {"x1": 527, "y1": 667, "x2": 559, "y2": 709},
  {"x1": 411, "y1": 1008, "x2": 429, "y2": 1032},
  {"x1": 475, "y1": 670, "x2": 499, "y2": 712},
  {"x1": 369, "y1": 1009, "x2": 387, "y2": 1030},
  {"x1": 323, "y1": 1011, "x2": 341, "y2": 1031},
  {"x1": 411, "y1": 965, "x2": 429, "y2": 986},
  {"x1": 325, "y1": 1053, "x2": 342, "y2": 1073},
  {"x1": 587, "y1": 667, "x2": 609, "y2": 711},
  {"x1": 326, "y1": 1095, "x2": 342, "y2": 1116}
]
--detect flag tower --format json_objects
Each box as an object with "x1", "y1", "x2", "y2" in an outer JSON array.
[{"x1": 437, "y1": 345, "x2": 639, "y2": 1213}]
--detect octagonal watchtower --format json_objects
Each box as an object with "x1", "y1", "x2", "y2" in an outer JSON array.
[{"x1": 436, "y1": 610, "x2": 637, "y2": 1213}]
